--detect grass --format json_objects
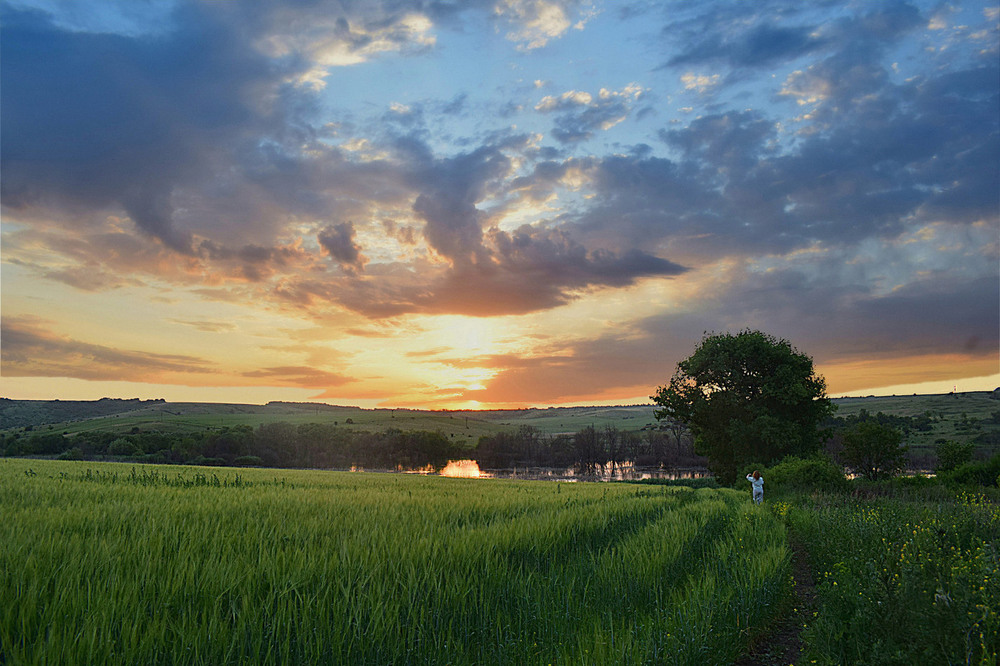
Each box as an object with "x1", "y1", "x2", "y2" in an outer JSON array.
[
  {"x1": 0, "y1": 458, "x2": 789, "y2": 665},
  {"x1": 786, "y1": 489, "x2": 999, "y2": 665},
  {"x1": 28, "y1": 404, "x2": 505, "y2": 441},
  {"x1": 832, "y1": 392, "x2": 1000, "y2": 451}
]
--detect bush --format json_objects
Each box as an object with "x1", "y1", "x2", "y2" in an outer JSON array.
[
  {"x1": 943, "y1": 453, "x2": 1000, "y2": 487},
  {"x1": 187, "y1": 456, "x2": 226, "y2": 467},
  {"x1": 141, "y1": 451, "x2": 172, "y2": 465},
  {"x1": 107, "y1": 438, "x2": 139, "y2": 456},
  {"x1": 934, "y1": 439, "x2": 973, "y2": 472},
  {"x1": 755, "y1": 455, "x2": 849, "y2": 495},
  {"x1": 234, "y1": 455, "x2": 264, "y2": 467},
  {"x1": 58, "y1": 447, "x2": 84, "y2": 461}
]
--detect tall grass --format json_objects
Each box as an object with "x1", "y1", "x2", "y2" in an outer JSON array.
[
  {"x1": 789, "y1": 491, "x2": 999, "y2": 665},
  {"x1": 1, "y1": 459, "x2": 789, "y2": 665}
]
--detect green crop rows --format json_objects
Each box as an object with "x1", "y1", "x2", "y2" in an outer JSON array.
[{"x1": 1, "y1": 459, "x2": 788, "y2": 665}]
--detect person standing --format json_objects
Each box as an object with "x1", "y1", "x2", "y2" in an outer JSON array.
[{"x1": 746, "y1": 470, "x2": 764, "y2": 504}]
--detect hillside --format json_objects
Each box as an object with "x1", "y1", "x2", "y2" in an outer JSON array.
[{"x1": 2, "y1": 392, "x2": 998, "y2": 451}]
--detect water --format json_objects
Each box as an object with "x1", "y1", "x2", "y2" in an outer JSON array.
[{"x1": 437, "y1": 459, "x2": 710, "y2": 482}]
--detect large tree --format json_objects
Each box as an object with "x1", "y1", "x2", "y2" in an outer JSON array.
[
  {"x1": 652, "y1": 330, "x2": 834, "y2": 484},
  {"x1": 841, "y1": 422, "x2": 908, "y2": 481}
]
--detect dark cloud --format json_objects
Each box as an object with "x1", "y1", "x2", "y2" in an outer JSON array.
[
  {"x1": 406, "y1": 226, "x2": 687, "y2": 316},
  {"x1": 318, "y1": 222, "x2": 367, "y2": 273},
  {"x1": 277, "y1": 220, "x2": 688, "y2": 318},
  {"x1": 409, "y1": 142, "x2": 512, "y2": 265},
  {"x1": 662, "y1": 1, "x2": 922, "y2": 72},
  {"x1": 570, "y1": 41, "x2": 999, "y2": 259},
  {"x1": 669, "y1": 23, "x2": 826, "y2": 69},
  {"x1": 0, "y1": 5, "x2": 288, "y2": 251},
  {"x1": 468, "y1": 270, "x2": 999, "y2": 404}
]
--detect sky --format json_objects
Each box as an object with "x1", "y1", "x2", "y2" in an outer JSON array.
[{"x1": 1, "y1": 0, "x2": 998, "y2": 410}]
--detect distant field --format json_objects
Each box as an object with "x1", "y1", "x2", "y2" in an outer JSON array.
[
  {"x1": 830, "y1": 391, "x2": 1000, "y2": 450},
  {"x1": 4, "y1": 392, "x2": 998, "y2": 453},
  {"x1": 0, "y1": 399, "x2": 661, "y2": 439},
  {"x1": 457, "y1": 405, "x2": 660, "y2": 435},
  {"x1": 2, "y1": 401, "x2": 507, "y2": 442}
]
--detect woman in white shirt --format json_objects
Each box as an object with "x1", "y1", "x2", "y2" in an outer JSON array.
[{"x1": 747, "y1": 470, "x2": 764, "y2": 504}]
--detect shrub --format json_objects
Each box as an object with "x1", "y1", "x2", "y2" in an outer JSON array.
[
  {"x1": 187, "y1": 456, "x2": 226, "y2": 467},
  {"x1": 934, "y1": 439, "x2": 973, "y2": 472},
  {"x1": 58, "y1": 447, "x2": 84, "y2": 461},
  {"x1": 107, "y1": 438, "x2": 139, "y2": 457},
  {"x1": 943, "y1": 453, "x2": 1000, "y2": 487},
  {"x1": 234, "y1": 455, "x2": 264, "y2": 467},
  {"x1": 756, "y1": 455, "x2": 849, "y2": 495}
]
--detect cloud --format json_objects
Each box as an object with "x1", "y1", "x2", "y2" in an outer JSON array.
[
  {"x1": 2, "y1": 0, "x2": 996, "y2": 409},
  {"x1": 568, "y1": 39, "x2": 999, "y2": 259},
  {"x1": 662, "y1": 1, "x2": 922, "y2": 74},
  {"x1": 670, "y1": 23, "x2": 827, "y2": 69},
  {"x1": 318, "y1": 222, "x2": 367, "y2": 273},
  {"x1": 168, "y1": 319, "x2": 239, "y2": 333},
  {"x1": 679, "y1": 73, "x2": 721, "y2": 95},
  {"x1": 0, "y1": 5, "x2": 285, "y2": 251},
  {"x1": 466, "y1": 268, "x2": 999, "y2": 405},
  {"x1": 1, "y1": 316, "x2": 217, "y2": 382},
  {"x1": 535, "y1": 84, "x2": 646, "y2": 143},
  {"x1": 495, "y1": 0, "x2": 587, "y2": 50},
  {"x1": 284, "y1": 224, "x2": 687, "y2": 318},
  {"x1": 242, "y1": 366, "x2": 356, "y2": 388}
]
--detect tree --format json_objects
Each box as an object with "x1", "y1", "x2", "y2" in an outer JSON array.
[
  {"x1": 840, "y1": 421, "x2": 908, "y2": 481},
  {"x1": 651, "y1": 330, "x2": 834, "y2": 484},
  {"x1": 935, "y1": 439, "x2": 973, "y2": 473}
]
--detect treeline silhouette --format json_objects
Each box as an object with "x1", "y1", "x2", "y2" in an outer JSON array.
[
  {"x1": 1, "y1": 421, "x2": 704, "y2": 473},
  {"x1": 475, "y1": 425, "x2": 703, "y2": 472}
]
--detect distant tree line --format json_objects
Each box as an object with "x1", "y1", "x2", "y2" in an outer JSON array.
[
  {"x1": 823, "y1": 408, "x2": 934, "y2": 435},
  {"x1": 0, "y1": 397, "x2": 166, "y2": 430},
  {"x1": 0, "y1": 421, "x2": 705, "y2": 473},
  {"x1": 473, "y1": 424, "x2": 704, "y2": 473},
  {"x1": 0, "y1": 424, "x2": 461, "y2": 470}
]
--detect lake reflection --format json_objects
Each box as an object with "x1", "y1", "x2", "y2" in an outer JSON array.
[
  {"x1": 435, "y1": 460, "x2": 708, "y2": 482},
  {"x1": 439, "y1": 459, "x2": 490, "y2": 478}
]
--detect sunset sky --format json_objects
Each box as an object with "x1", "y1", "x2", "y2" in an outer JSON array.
[{"x1": 2, "y1": 0, "x2": 998, "y2": 409}]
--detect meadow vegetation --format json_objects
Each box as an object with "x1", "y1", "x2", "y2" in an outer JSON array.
[
  {"x1": 1, "y1": 458, "x2": 789, "y2": 665},
  {"x1": 787, "y1": 489, "x2": 999, "y2": 665},
  {"x1": 3, "y1": 389, "x2": 999, "y2": 664}
]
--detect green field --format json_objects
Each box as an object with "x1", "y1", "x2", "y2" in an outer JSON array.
[
  {"x1": 1, "y1": 458, "x2": 788, "y2": 665},
  {"x1": 0, "y1": 399, "x2": 661, "y2": 439},
  {"x1": 831, "y1": 391, "x2": 1000, "y2": 451},
  {"x1": 4, "y1": 393, "x2": 997, "y2": 445},
  {"x1": 1, "y1": 402, "x2": 507, "y2": 442}
]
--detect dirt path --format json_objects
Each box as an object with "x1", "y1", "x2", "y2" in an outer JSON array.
[{"x1": 733, "y1": 536, "x2": 817, "y2": 666}]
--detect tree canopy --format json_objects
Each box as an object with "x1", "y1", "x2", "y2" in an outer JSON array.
[
  {"x1": 841, "y1": 421, "x2": 908, "y2": 481},
  {"x1": 652, "y1": 330, "x2": 834, "y2": 484}
]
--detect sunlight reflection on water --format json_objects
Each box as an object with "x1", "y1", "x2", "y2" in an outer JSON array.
[
  {"x1": 437, "y1": 460, "x2": 708, "y2": 482},
  {"x1": 439, "y1": 459, "x2": 489, "y2": 478},
  {"x1": 348, "y1": 460, "x2": 708, "y2": 481}
]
